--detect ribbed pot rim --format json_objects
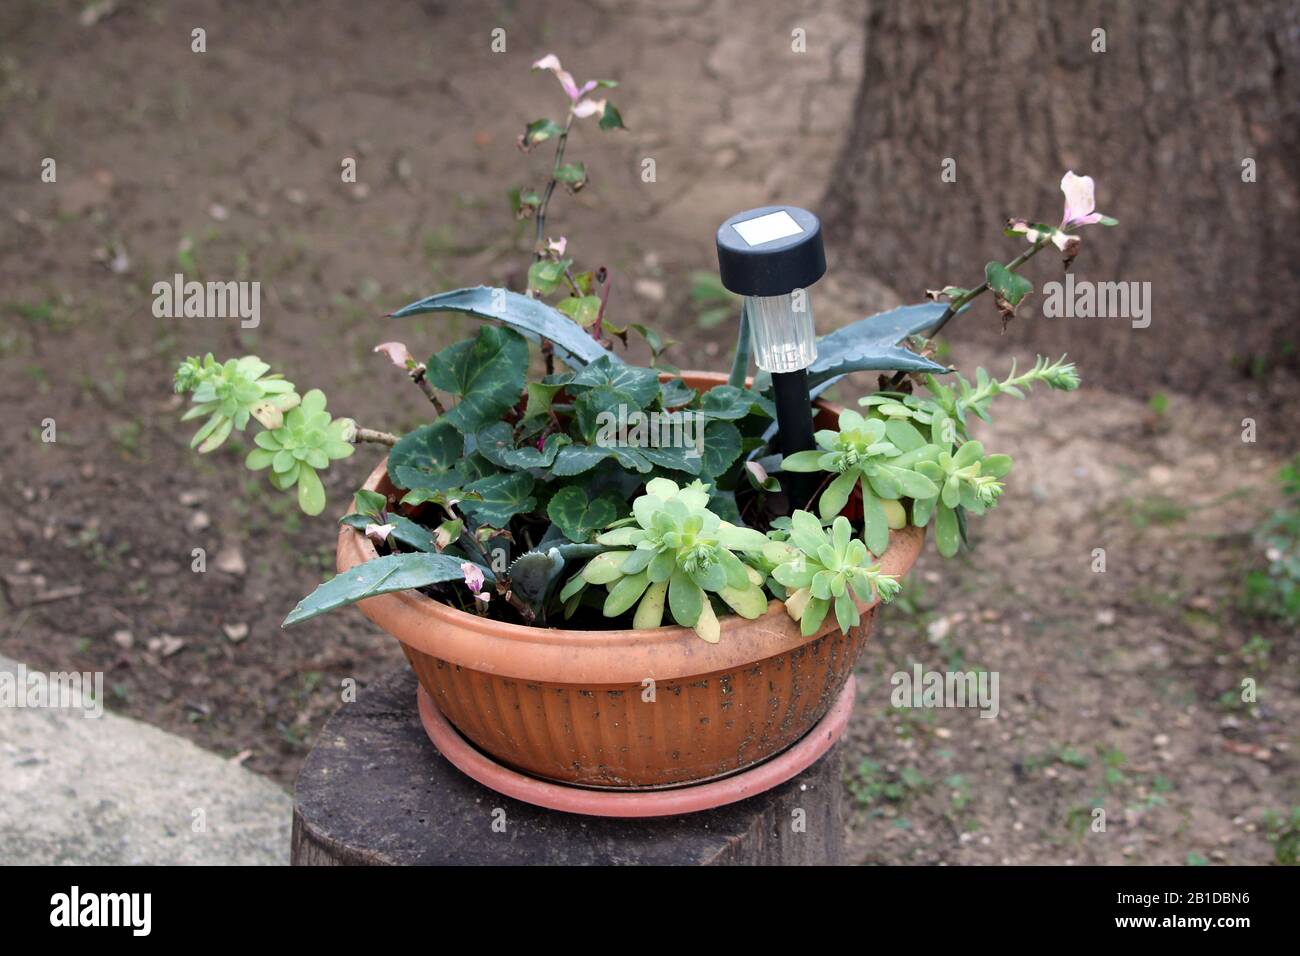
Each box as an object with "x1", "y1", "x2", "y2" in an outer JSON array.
[{"x1": 332, "y1": 371, "x2": 926, "y2": 684}]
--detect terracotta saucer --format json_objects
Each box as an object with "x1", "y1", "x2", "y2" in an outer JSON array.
[{"x1": 416, "y1": 675, "x2": 855, "y2": 818}]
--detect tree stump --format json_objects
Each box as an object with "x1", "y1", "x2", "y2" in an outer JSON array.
[{"x1": 292, "y1": 667, "x2": 846, "y2": 866}]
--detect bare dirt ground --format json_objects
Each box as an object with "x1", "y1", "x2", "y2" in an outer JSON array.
[{"x1": 1, "y1": 0, "x2": 1294, "y2": 864}]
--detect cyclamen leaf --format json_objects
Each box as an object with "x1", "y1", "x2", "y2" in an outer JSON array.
[
  {"x1": 574, "y1": 384, "x2": 641, "y2": 442},
  {"x1": 524, "y1": 380, "x2": 568, "y2": 419},
  {"x1": 499, "y1": 433, "x2": 570, "y2": 470},
  {"x1": 283, "y1": 552, "x2": 473, "y2": 626},
  {"x1": 638, "y1": 444, "x2": 704, "y2": 476},
  {"x1": 702, "y1": 420, "x2": 742, "y2": 477},
  {"x1": 389, "y1": 286, "x2": 619, "y2": 367},
  {"x1": 460, "y1": 471, "x2": 537, "y2": 527},
  {"x1": 551, "y1": 444, "x2": 616, "y2": 477},
  {"x1": 426, "y1": 325, "x2": 529, "y2": 432},
  {"x1": 547, "y1": 486, "x2": 622, "y2": 543},
  {"x1": 570, "y1": 356, "x2": 661, "y2": 407},
  {"x1": 353, "y1": 489, "x2": 387, "y2": 518},
  {"x1": 698, "y1": 385, "x2": 774, "y2": 421},
  {"x1": 473, "y1": 421, "x2": 515, "y2": 467},
  {"x1": 659, "y1": 378, "x2": 696, "y2": 409},
  {"x1": 388, "y1": 421, "x2": 464, "y2": 491}
]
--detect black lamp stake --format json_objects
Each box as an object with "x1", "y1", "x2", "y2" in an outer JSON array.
[{"x1": 716, "y1": 206, "x2": 826, "y2": 513}]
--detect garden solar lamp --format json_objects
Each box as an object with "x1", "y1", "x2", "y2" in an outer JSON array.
[{"x1": 716, "y1": 205, "x2": 826, "y2": 510}]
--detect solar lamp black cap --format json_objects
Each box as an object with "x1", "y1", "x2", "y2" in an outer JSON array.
[{"x1": 715, "y1": 205, "x2": 826, "y2": 298}]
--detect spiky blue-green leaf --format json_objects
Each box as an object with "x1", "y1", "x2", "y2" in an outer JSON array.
[
  {"x1": 283, "y1": 552, "x2": 474, "y2": 626},
  {"x1": 390, "y1": 286, "x2": 619, "y2": 367},
  {"x1": 805, "y1": 302, "x2": 951, "y2": 392}
]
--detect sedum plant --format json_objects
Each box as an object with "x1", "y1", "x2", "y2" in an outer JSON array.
[
  {"x1": 170, "y1": 56, "x2": 1115, "y2": 645},
  {"x1": 176, "y1": 354, "x2": 300, "y2": 453},
  {"x1": 561, "y1": 479, "x2": 769, "y2": 643},
  {"x1": 765, "y1": 512, "x2": 902, "y2": 637},
  {"x1": 244, "y1": 389, "x2": 357, "y2": 515},
  {"x1": 784, "y1": 356, "x2": 1078, "y2": 558},
  {"x1": 781, "y1": 408, "x2": 937, "y2": 557}
]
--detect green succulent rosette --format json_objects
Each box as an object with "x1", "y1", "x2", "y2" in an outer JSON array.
[
  {"x1": 765, "y1": 511, "x2": 901, "y2": 637},
  {"x1": 244, "y1": 389, "x2": 355, "y2": 515},
  {"x1": 560, "y1": 478, "x2": 768, "y2": 643},
  {"x1": 177, "y1": 354, "x2": 300, "y2": 453}
]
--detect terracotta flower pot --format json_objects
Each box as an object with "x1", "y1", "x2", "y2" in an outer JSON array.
[{"x1": 335, "y1": 372, "x2": 925, "y2": 789}]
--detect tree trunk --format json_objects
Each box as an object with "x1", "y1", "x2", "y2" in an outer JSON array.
[{"x1": 823, "y1": 0, "x2": 1300, "y2": 397}]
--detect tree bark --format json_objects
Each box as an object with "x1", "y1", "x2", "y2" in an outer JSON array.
[{"x1": 824, "y1": 0, "x2": 1300, "y2": 394}]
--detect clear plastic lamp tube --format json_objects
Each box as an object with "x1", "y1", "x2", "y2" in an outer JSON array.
[{"x1": 746, "y1": 292, "x2": 817, "y2": 373}]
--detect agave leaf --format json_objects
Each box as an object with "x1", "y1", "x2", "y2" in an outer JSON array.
[
  {"x1": 283, "y1": 552, "x2": 472, "y2": 626},
  {"x1": 339, "y1": 512, "x2": 438, "y2": 553},
  {"x1": 805, "y1": 302, "x2": 952, "y2": 394},
  {"x1": 727, "y1": 300, "x2": 751, "y2": 388},
  {"x1": 506, "y1": 548, "x2": 567, "y2": 621},
  {"x1": 389, "y1": 285, "x2": 620, "y2": 367}
]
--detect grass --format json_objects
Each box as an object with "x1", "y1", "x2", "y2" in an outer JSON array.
[
  {"x1": 1119, "y1": 493, "x2": 1190, "y2": 529},
  {"x1": 1263, "y1": 807, "x2": 1300, "y2": 866},
  {"x1": 847, "y1": 759, "x2": 930, "y2": 812}
]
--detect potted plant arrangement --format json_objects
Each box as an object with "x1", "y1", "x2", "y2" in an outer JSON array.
[{"x1": 172, "y1": 57, "x2": 1110, "y2": 803}]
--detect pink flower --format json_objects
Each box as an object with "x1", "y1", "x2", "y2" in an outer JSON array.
[
  {"x1": 571, "y1": 98, "x2": 606, "y2": 119},
  {"x1": 532, "y1": 54, "x2": 609, "y2": 120},
  {"x1": 461, "y1": 561, "x2": 487, "y2": 597},
  {"x1": 1060, "y1": 171, "x2": 1108, "y2": 230},
  {"x1": 365, "y1": 523, "x2": 395, "y2": 544},
  {"x1": 374, "y1": 341, "x2": 412, "y2": 369},
  {"x1": 1005, "y1": 173, "x2": 1114, "y2": 263},
  {"x1": 532, "y1": 54, "x2": 598, "y2": 103},
  {"x1": 547, "y1": 236, "x2": 567, "y2": 256}
]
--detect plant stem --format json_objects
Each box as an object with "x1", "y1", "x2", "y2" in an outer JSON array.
[
  {"x1": 885, "y1": 237, "x2": 1053, "y2": 390},
  {"x1": 927, "y1": 238, "x2": 1051, "y2": 338},
  {"x1": 526, "y1": 111, "x2": 575, "y2": 372},
  {"x1": 409, "y1": 363, "x2": 446, "y2": 414},
  {"x1": 593, "y1": 270, "x2": 612, "y2": 340},
  {"x1": 532, "y1": 112, "x2": 575, "y2": 263},
  {"x1": 353, "y1": 427, "x2": 399, "y2": 446},
  {"x1": 496, "y1": 583, "x2": 536, "y2": 625}
]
